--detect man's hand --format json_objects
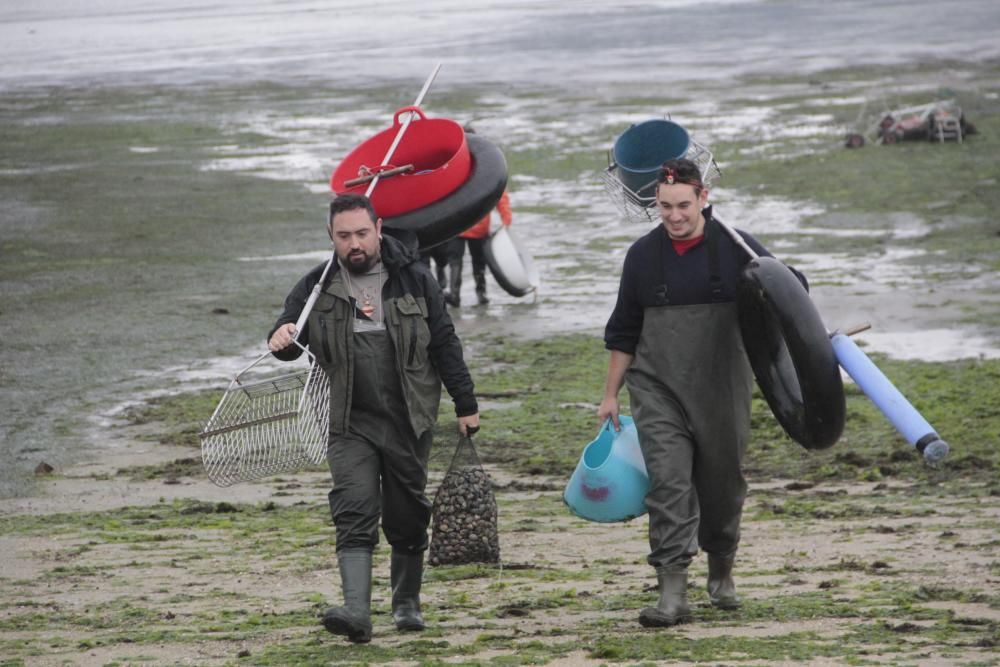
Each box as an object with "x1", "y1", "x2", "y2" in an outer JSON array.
[
  {"x1": 598, "y1": 350, "x2": 632, "y2": 432},
  {"x1": 458, "y1": 413, "x2": 480, "y2": 437},
  {"x1": 268, "y1": 323, "x2": 297, "y2": 352},
  {"x1": 597, "y1": 396, "x2": 621, "y2": 431}
]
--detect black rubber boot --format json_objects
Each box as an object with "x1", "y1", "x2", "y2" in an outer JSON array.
[
  {"x1": 474, "y1": 272, "x2": 489, "y2": 305},
  {"x1": 322, "y1": 548, "x2": 373, "y2": 643},
  {"x1": 638, "y1": 568, "x2": 691, "y2": 628},
  {"x1": 707, "y1": 552, "x2": 741, "y2": 610},
  {"x1": 390, "y1": 550, "x2": 426, "y2": 632},
  {"x1": 446, "y1": 258, "x2": 462, "y2": 307}
]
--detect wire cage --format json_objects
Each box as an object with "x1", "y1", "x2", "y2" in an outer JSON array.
[
  {"x1": 600, "y1": 135, "x2": 722, "y2": 225},
  {"x1": 200, "y1": 348, "x2": 330, "y2": 487}
]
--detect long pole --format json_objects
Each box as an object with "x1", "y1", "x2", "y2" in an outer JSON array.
[
  {"x1": 290, "y1": 63, "x2": 443, "y2": 340},
  {"x1": 364, "y1": 63, "x2": 441, "y2": 198},
  {"x1": 713, "y1": 215, "x2": 759, "y2": 260}
]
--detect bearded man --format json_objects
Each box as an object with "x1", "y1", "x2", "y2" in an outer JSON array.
[{"x1": 268, "y1": 193, "x2": 479, "y2": 643}]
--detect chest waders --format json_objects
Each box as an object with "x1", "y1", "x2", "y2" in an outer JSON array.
[
  {"x1": 326, "y1": 327, "x2": 434, "y2": 553},
  {"x1": 323, "y1": 327, "x2": 434, "y2": 639},
  {"x1": 631, "y1": 302, "x2": 753, "y2": 628},
  {"x1": 627, "y1": 302, "x2": 753, "y2": 570}
]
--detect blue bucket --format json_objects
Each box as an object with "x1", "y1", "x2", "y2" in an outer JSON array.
[
  {"x1": 563, "y1": 416, "x2": 649, "y2": 523},
  {"x1": 612, "y1": 120, "x2": 690, "y2": 198}
]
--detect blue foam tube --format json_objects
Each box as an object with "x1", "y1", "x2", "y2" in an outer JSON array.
[{"x1": 831, "y1": 333, "x2": 949, "y2": 463}]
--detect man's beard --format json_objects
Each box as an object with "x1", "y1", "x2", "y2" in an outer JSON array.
[{"x1": 341, "y1": 249, "x2": 378, "y2": 274}]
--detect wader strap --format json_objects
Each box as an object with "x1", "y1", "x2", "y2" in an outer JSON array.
[
  {"x1": 656, "y1": 231, "x2": 670, "y2": 305},
  {"x1": 705, "y1": 218, "x2": 725, "y2": 303}
]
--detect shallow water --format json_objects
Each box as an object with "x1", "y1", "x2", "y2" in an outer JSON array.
[
  {"x1": 2, "y1": 0, "x2": 999, "y2": 498},
  {"x1": 4, "y1": 0, "x2": 999, "y2": 92}
]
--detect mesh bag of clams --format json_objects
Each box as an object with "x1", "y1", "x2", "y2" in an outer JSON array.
[{"x1": 428, "y1": 436, "x2": 500, "y2": 566}]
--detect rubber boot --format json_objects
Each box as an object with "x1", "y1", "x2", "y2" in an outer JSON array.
[
  {"x1": 435, "y1": 264, "x2": 447, "y2": 291},
  {"x1": 446, "y1": 258, "x2": 462, "y2": 307},
  {"x1": 707, "y1": 552, "x2": 741, "y2": 610},
  {"x1": 638, "y1": 567, "x2": 691, "y2": 628},
  {"x1": 322, "y1": 548, "x2": 373, "y2": 643},
  {"x1": 444, "y1": 277, "x2": 460, "y2": 306},
  {"x1": 390, "y1": 550, "x2": 426, "y2": 632},
  {"x1": 474, "y1": 272, "x2": 489, "y2": 305}
]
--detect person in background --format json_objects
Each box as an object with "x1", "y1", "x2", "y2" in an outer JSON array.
[
  {"x1": 267, "y1": 193, "x2": 479, "y2": 643},
  {"x1": 597, "y1": 158, "x2": 808, "y2": 628},
  {"x1": 443, "y1": 125, "x2": 513, "y2": 307},
  {"x1": 419, "y1": 244, "x2": 451, "y2": 296}
]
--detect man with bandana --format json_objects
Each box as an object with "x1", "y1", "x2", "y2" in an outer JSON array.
[
  {"x1": 598, "y1": 158, "x2": 807, "y2": 627},
  {"x1": 268, "y1": 193, "x2": 479, "y2": 643}
]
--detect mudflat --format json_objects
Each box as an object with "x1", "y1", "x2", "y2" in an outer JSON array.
[{"x1": 2, "y1": 332, "x2": 998, "y2": 665}]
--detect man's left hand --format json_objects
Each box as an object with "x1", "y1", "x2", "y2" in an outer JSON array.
[{"x1": 458, "y1": 413, "x2": 480, "y2": 437}]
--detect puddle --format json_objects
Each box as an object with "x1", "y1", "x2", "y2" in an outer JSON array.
[
  {"x1": 797, "y1": 248, "x2": 935, "y2": 287},
  {"x1": 853, "y1": 329, "x2": 1000, "y2": 361}
]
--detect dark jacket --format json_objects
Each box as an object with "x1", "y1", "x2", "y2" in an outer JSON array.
[
  {"x1": 605, "y1": 207, "x2": 808, "y2": 355},
  {"x1": 269, "y1": 234, "x2": 477, "y2": 437}
]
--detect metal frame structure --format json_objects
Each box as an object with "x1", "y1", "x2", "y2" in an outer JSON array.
[
  {"x1": 848, "y1": 96, "x2": 964, "y2": 146},
  {"x1": 600, "y1": 135, "x2": 722, "y2": 225},
  {"x1": 200, "y1": 345, "x2": 330, "y2": 487}
]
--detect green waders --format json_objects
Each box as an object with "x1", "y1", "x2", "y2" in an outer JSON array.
[
  {"x1": 323, "y1": 329, "x2": 432, "y2": 640},
  {"x1": 627, "y1": 303, "x2": 753, "y2": 625}
]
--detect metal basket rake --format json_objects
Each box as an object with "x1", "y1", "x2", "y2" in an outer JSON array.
[
  {"x1": 600, "y1": 136, "x2": 722, "y2": 225},
  {"x1": 200, "y1": 346, "x2": 330, "y2": 487}
]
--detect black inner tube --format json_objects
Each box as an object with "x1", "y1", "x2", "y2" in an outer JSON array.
[
  {"x1": 737, "y1": 257, "x2": 845, "y2": 450},
  {"x1": 382, "y1": 133, "x2": 508, "y2": 250},
  {"x1": 483, "y1": 229, "x2": 535, "y2": 298}
]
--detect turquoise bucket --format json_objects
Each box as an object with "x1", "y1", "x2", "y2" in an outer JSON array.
[
  {"x1": 563, "y1": 416, "x2": 649, "y2": 523},
  {"x1": 612, "y1": 120, "x2": 690, "y2": 198}
]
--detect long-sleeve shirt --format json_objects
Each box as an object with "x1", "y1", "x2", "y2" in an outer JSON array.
[{"x1": 604, "y1": 207, "x2": 807, "y2": 355}]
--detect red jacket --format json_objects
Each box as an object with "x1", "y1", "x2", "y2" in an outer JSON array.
[{"x1": 460, "y1": 191, "x2": 511, "y2": 239}]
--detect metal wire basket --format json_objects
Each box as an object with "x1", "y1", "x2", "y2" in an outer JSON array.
[
  {"x1": 200, "y1": 347, "x2": 330, "y2": 487},
  {"x1": 600, "y1": 136, "x2": 722, "y2": 225}
]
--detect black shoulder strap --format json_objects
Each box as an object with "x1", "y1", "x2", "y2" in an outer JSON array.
[
  {"x1": 656, "y1": 228, "x2": 670, "y2": 305},
  {"x1": 705, "y1": 218, "x2": 725, "y2": 302}
]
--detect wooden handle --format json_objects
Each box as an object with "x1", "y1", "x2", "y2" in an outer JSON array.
[
  {"x1": 344, "y1": 164, "x2": 414, "y2": 188},
  {"x1": 841, "y1": 322, "x2": 872, "y2": 337}
]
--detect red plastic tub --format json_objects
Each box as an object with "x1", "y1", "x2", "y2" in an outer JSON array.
[{"x1": 331, "y1": 106, "x2": 471, "y2": 218}]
